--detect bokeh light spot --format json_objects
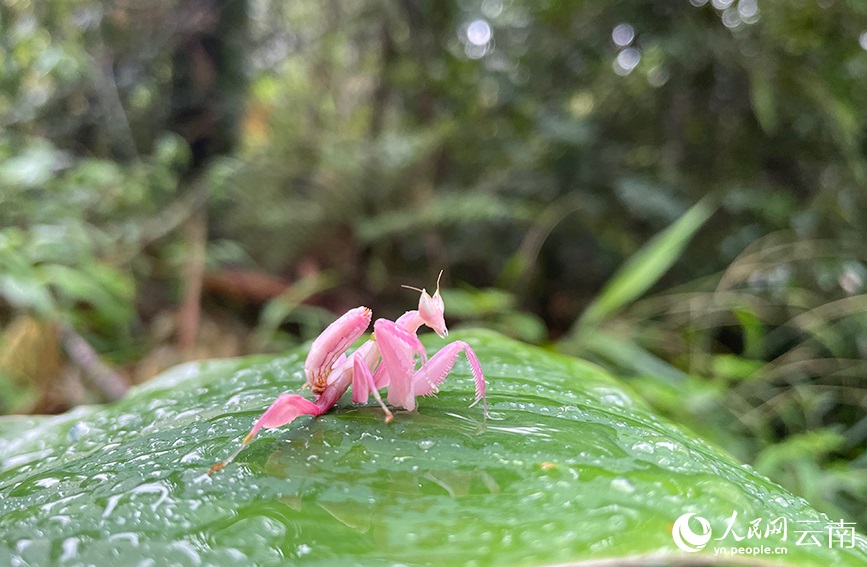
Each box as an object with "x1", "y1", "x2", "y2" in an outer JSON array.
[
  {"x1": 722, "y1": 7, "x2": 741, "y2": 28},
  {"x1": 465, "y1": 42, "x2": 488, "y2": 60},
  {"x1": 612, "y1": 23, "x2": 635, "y2": 47},
  {"x1": 614, "y1": 48, "x2": 641, "y2": 75},
  {"x1": 481, "y1": 0, "x2": 504, "y2": 19},
  {"x1": 738, "y1": 0, "x2": 758, "y2": 19},
  {"x1": 467, "y1": 19, "x2": 492, "y2": 47}
]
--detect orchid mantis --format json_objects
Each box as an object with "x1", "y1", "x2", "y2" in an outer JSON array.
[{"x1": 210, "y1": 273, "x2": 487, "y2": 473}]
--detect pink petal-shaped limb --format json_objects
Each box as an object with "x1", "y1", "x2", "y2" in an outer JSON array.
[
  {"x1": 247, "y1": 393, "x2": 322, "y2": 440},
  {"x1": 374, "y1": 318, "x2": 428, "y2": 411},
  {"x1": 304, "y1": 306, "x2": 372, "y2": 393},
  {"x1": 209, "y1": 393, "x2": 321, "y2": 474},
  {"x1": 412, "y1": 340, "x2": 488, "y2": 417},
  {"x1": 310, "y1": 338, "x2": 377, "y2": 411}
]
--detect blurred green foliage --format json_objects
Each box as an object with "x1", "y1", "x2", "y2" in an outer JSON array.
[{"x1": 1, "y1": 0, "x2": 867, "y2": 534}]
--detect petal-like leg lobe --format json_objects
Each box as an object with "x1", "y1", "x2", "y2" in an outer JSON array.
[
  {"x1": 209, "y1": 393, "x2": 321, "y2": 474},
  {"x1": 247, "y1": 393, "x2": 322, "y2": 442},
  {"x1": 304, "y1": 307, "x2": 371, "y2": 391}
]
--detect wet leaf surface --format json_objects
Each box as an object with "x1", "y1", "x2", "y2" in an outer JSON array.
[{"x1": 1, "y1": 331, "x2": 865, "y2": 566}]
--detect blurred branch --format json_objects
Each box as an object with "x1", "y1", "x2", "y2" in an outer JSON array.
[
  {"x1": 58, "y1": 322, "x2": 128, "y2": 402},
  {"x1": 109, "y1": 176, "x2": 211, "y2": 264},
  {"x1": 203, "y1": 269, "x2": 291, "y2": 303}
]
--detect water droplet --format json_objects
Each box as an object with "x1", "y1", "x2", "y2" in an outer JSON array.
[
  {"x1": 34, "y1": 478, "x2": 60, "y2": 488},
  {"x1": 103, "y1": 494, "x2": 123, "y2": 519},
  {"x1": 180, "y1": 449, "x2": 202, "y2": 464},
  {"x1": 169, "y1": 540, "x2": 200, "y2": 564},
  {"x1": 59, "y1": 538, "x2": 78, "y2": 562},
  {"x1": 608, "y1": 514, "x2": 627, "y2": 530},
  {"x1": 592, "y1": 387, "x2": 633, "y2": 408},
  {"x1": 655, "y1": 440, "x2": 681, "y2": 452},
  {"x1": 610, "y1": 478, "x2": 636, "y2": 493},
  {"x1": 67, "y1": 422, "x2": 91, "y2": 442},
  {"x1": 417, "y1": 440, "x2": 436, "y2": 450}
]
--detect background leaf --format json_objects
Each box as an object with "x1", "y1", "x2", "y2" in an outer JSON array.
[{"x1": 568, "y1": 199, "x2": 716, "y2": 341}]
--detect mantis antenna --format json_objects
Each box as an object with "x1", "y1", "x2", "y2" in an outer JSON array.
[{"x1": 401, "y1": 270, "x2": 444, "y2": 294}]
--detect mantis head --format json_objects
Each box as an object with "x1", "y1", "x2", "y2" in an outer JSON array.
[{"x1": 403, "y1": 270, "x2": 448, "y2": 338}]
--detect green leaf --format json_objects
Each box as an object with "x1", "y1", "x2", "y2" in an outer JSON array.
[
  {"x1": 40, "y1": 263, "x2": 133, "y2": 325},
  {"x1": 755, "y1": 429, "x2": 846, "y2": 476},
  {"x1": 578, "y1": 329, "x2": 688, "y2": 384},
  {"x1": 0, "y1": 142, "x2": 58, "y2": 189},
  {"x1": 0, "y1": 239, "x2": 56, "y2": 316},
  {"x1": 0, "y1": 331, "x2": 865, "y2": 566},
  {"x1": 153, "y1": 132, "x2": 191, "y2": 170},
  {"x1": 441, "y1": 287, "x2": 547, "y2": 343},
  {"x1": 568, "y1": 199, "x2": 716, "y2": 341},
  {"x1": 0, "y1": 274, "x2": 55, "y2": 316},
  {"x1": 710, "y1": 354, "x2": 765, "y2": 381},
  {"x1": 733, "y1": 307, "x2": 766, "y2": 360},
  {"x1": 750, "y1": 70, "x2": 778, "y2": 134},
  {"x1": 254, "y1": 271, "x2": 337, "y2": 348}
]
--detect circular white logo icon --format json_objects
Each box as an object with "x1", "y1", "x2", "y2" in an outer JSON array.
[{"x1": 672, "y1": 513, "x2": 712, "y2": 553}]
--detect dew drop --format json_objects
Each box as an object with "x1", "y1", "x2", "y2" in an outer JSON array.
[
  {"x1": 610, "y1": 477, "x2": 636, "y2": 493},
  {"x1": 608, "y1": 514, "x2": 627, "y2": 530},
  {"x1": 59, "y1": 538, "x2": 78, "y2": 562},
  {"x1": 34, "y1": 478, "x2": 60, "y2": 488}
]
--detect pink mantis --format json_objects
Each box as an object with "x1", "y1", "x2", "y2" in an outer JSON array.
[{"x1": 210, "y1": 273, "x2": 487, "y2": 473}]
